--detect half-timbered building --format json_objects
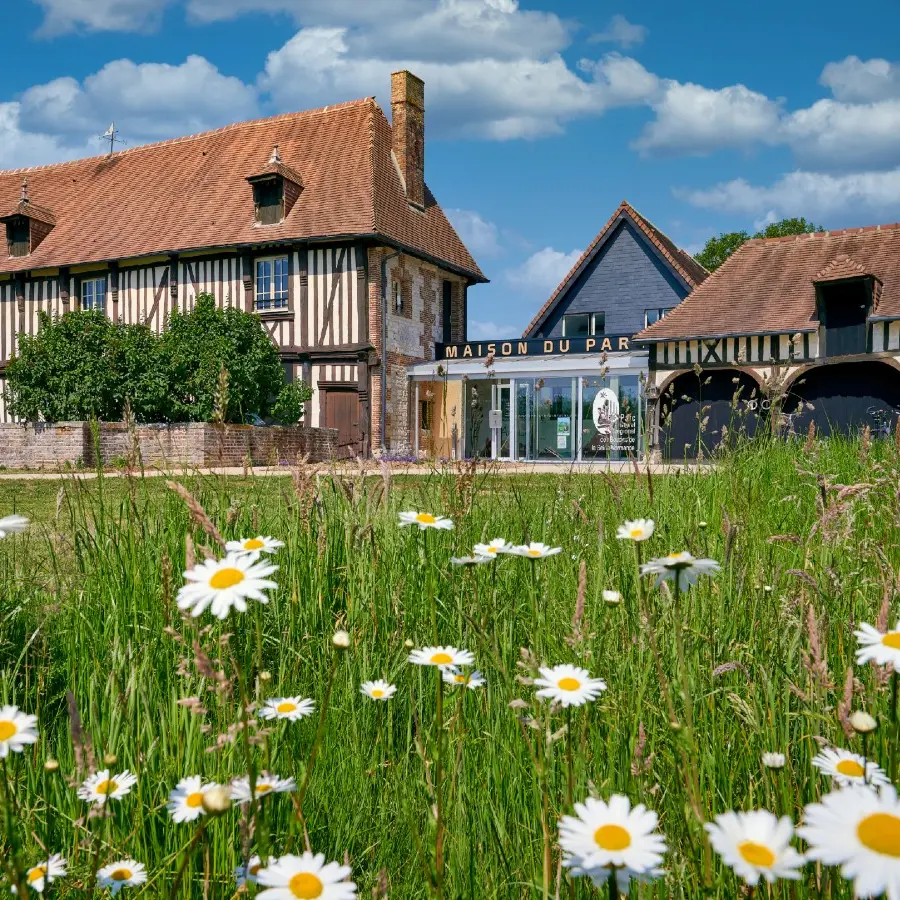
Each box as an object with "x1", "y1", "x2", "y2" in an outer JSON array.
[
  {"x1": 636, "y1": 223, "x2": 900, "y2": 459},
  {"x1": 409, "y1": 200, "x2": 707, "y2": 460},
  {"x1": 0, "y1": 70, "x2": 484, "y2": 457}
]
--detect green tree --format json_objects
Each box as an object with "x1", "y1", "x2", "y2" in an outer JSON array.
[
  {"x1": 159, "y1": 293, "x2": 285, "y2": 423},
  {"x1": 272, "y1": 381, "x2": 314, "y2": 425},
  {"x1": 4, "y1": 310, "x2": 166, "y2": 422},
  {"x1": 694, "y1": 217, "x2": 826, "y2": 271}
]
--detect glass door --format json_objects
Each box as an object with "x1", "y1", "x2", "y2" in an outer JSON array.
[{"x1": 491, "y1": 382, "x2": 513, "y2": 460}]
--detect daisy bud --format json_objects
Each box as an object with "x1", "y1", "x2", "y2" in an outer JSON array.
[
  {"x1": 404, "y1": 639, "x2": 415, "y2": 649},
  {"x1": 332, "y1": 630, "x2": 350, "y2": 649},
  {"x1": 44, "y1": 758, "x2": 59, "y2": 772},
  {"x1": 259, "y1": 671, "x2": 272, "y2": 682},
  {"x1": 602, "y1": 590, "x2": 622, "y2": 605},
  {"x1": 762, "y1": 752, "x2": 786, "y2": 769},
  {"x1": 508, "y1": 699, "x2": 529, "y2": 710},
  {"x1": 850, "y1": 710, "x2": 878, "y2": 734},
  {"x1": 669, "y1": 720, "x2": 682, "y2": 732},
  {"x1": 103, "y1": 753, "x2": 118, "y2": 766},
  {"x1": 201, "y1": 784, "x2": 231, "y2": 815},
  {"x1": 763, "y1": 585, "x2": 773, "y2": 593},
  {"x1": 698, "y1": 521, "x2": 708, "y2": 528}
]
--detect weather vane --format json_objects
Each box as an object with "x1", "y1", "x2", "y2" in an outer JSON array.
[{"x1": 100, "y1": 122, "x2": 126, "y2": 155}]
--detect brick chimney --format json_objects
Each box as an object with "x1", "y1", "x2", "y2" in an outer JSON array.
[{"x1": 391, "y1": 70, "x2": 425, "y2": 208}]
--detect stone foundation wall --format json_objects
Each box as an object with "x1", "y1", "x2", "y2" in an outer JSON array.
[{"x1": 0, "y1": 422, "x2": 338, "y2": 469}]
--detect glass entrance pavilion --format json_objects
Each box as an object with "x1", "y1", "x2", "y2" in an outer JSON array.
[{"x1": 407, "y1": 346, "x2": 648, "y2": 462}]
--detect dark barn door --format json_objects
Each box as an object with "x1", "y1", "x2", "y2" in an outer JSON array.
[
  {"x1": 659, "y1": 369, "x2": 761, "y2": 460},
  {"x1": 324, "y1": 389, "x2": 360, "y2": 459},
  {"x1": 821, "y1": 280, "x2": 868, "y2": 358}
]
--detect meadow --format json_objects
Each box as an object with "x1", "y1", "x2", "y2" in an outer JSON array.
[{"x1": 1, "y1": 437, "x2": 900, "y2": 898}]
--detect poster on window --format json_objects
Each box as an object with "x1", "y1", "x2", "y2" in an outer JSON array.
[{"x1": 584, "y1": 386, "x2": 639, "y2": 456}]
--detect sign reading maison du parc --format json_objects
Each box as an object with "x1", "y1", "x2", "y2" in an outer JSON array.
[{"x1": 437, "y1": 335, "x2": 632, "y2": 361}]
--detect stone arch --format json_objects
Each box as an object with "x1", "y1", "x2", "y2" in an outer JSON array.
[
  {"x1": 782, "y1": 360, "x2": 900, "y2": 439},
  {"x1": 658, "y1": 368, "x2": 762, "y2": 460}
]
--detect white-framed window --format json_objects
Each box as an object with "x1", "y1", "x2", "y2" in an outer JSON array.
[
  {"x1": 81, "y1": 276, "x2": 107, "y2": 311},
  {"x1": 255, "y1": 255, "x2": 289, "y2": 310},
  {"x1": 644, "y1": 307, "x2": 675, "y2": 328},
  {"x1": 562, "y1": 312, "x2": 605, "y2": 337},
  {"x1": 392, "y1": 280, "x2": 403, "y2": 313}
]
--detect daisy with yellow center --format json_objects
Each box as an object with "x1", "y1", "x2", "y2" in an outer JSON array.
[
  {"x1": 235, "y1": 855, "x2": 276, "y2": 889},
  {"x1": 615, "y1": 519, "x2": 655, "y2": 542},
  {"x1": 398, "y1": 511, "x2": 454, "y2": 530},
  {"x1": 177, "y1": 552, "x2": 278, "y2": 620},
  {"x1": 855, "y1": 622, "x2": 900, "y2": 668},
  {"x1": 559, "y1": 794, "x2": 667, "y2": 888},
  {"x1": 534, "y1": 663, "x2": 607, "y2": 708},
  {"x1": 77, "y1": 769, "x2": 138, "y2": 806},
  {"x1": 0, "y1": 514, "x2": 28, "y2": 539},
  {"x1": 442, "y1": 668, "x2": 486, "y2": 690},
  {"x1": 705, "y1": 810, "x2": 804, "y2": 885},
  {"x1": 167, "y1": 776, "x2": 222, "y2": 823},
  {"x1": 225, "y1": 536, "x2": 285, "y2": 557},
  {"x1": 96, "y1": 860, "x2": 147, "y2": 895},
  {"x1": 0, "y1": 704, "x2": 38, "y2": 758},
  {"x1": 256, "y1": 851, "x2": 356, "y2": 899},
  {"x1": 231, "y1": 772, "x2": 296, "y2": 803},
  {"x1": 450, "y1": 555, "x2": 493, "y2": 567},
  {"x1": 811, "y1": 747, "x2": 890, "y2": 788},
  {"x1": 360, "y1": 680, "x2": 397, "y2": 701},
  {"x1": 799, "y1": 783, "x2": 900, "y2": 898},
  {"x1": 259, "y1": 696, "x2": 316, "y2": 722},
  {"x1": 640, "y1": 551, "x2": 721, "y2": 591},
  {"x1": 407, "y1": 646, "x2": 475, "y2": 669},
  {"x1": 510, "y1": 542, "x2": 562, "y2": 559},
  {"x1": 473, "y1": 539, "x2": 513, "y2": 558},
  {"x1": 18, "y1": 854, "x2": 66, "y2": 894}
]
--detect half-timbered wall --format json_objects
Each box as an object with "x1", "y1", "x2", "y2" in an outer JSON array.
[
  {"x1": 654, "y1": 332, "x2": 821, "y2": 370},
  {"x1": 871, "y1": 321, "x2": 900, "y2": 353}
]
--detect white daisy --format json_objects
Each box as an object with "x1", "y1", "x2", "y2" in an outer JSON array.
[
  {"x1": 167, "y1": 776, "x2": 220, "y2": 824},
  {"x1": 235, "y1": 855, "x2": 275, "y2": 889},
  {"x1": 20, "y1": 854, "x2": 66, "y2": 894},
  {"x1": 177, "y1": 552, "x2": 278, "y2": 620},
  {"x1": 77, "y1": 769, "x2": 138, "y2": 806},
  {"x1": 565, "y1": 859, "x2": 664, "y2": 896},
  {"x1": 602, "y1": 590, "x2": 622, "y2": 605},
  {"x1": 473, "y1": 539, "x2": 513, "y2": 558},
  {"x1": 398, "y1": 511, "x2": 453, "y2": 530},
  {"x1": 534, "y1": 664, "x2": 607, "y2": 708},
  {"x1": 442, "y1": 668, "x2": 486, "y2": 690},
  {"x1": 705, "y1": 809, "x2": 804, "y2": 885},
  {"x1": 450, "y1": 555, "x2": 493, "y2": 566},
  {"x1": 762, "y1": 752, "x2": 786, "y2": 769},
  {"x1": 616, "y1": 519, "x2": 655, "y2": 542},
  {"x1": 0, "y1": 515, "x2": 28, "y2": 538},
  {"x1": 231, "y1": 772, "x2": 296, "y2": 802},
  {"x1": 855, "y1": 622, "x2": 900, "y2": 668},
  {"x1": 360, "y1": 681, "x2": 396, "y2": 701},
  {"x1": 407, "y1": 646, "x2": 474, "y2": 669},
  {"x1": 510, "y1": 542, "x2": 562, "y2": 559},
  {"x1": 256, "y1": 852, "x2": 356, "y2": 900},
  {"x1": 640, "y1": 551, "x2": 721, "y2": 591},
  {"x1": 225, "y1": 536, "x2": 284, "y2": 556},
  {"x1": 96, "y1": 860, "x2": 147, "y2": 895},
  {"x1": 0, "y1": 705, "x2": 38, "y2": 758},
  {"x1": 559, "y1": 794, "x2": 667, "y2": 875},
  {"x1": 799, "y1": 783, "x2": 900, "y2": 899},
  {"x1": 811, "y1": 747, "x2": 890, "y2": 788},
  {"x1": 258, "y1": 697, "x2": 316, "y2": 722}
]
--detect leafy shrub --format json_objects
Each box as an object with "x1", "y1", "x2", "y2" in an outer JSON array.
[{"x1": 272, "y1": 381, "x2": 313, "y2": 425}]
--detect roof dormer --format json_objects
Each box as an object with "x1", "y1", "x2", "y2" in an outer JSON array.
[
  {"x1": 246, "y1": 145, "x2": 304, "y2": 226},
  {"x1": 0, "y1": 178, "x2": 56, "y2": 258}
]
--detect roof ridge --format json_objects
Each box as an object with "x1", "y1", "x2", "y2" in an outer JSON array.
[
  {"x1": 750, "y1": 222, "x2": 900, "y2": 246},
  {"x1": 0, "y1": 97, "x2": 379, "y2": 178}
]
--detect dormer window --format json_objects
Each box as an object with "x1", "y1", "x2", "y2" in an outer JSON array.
[
  {"x1": 246, "y1": 145, "x2": 303, "y2": 227},
  {"x1": 1, "y1": 179, "x2": 56, "y2": 258}
]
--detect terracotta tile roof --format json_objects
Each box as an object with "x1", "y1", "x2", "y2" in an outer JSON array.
[
  {"x1": 0, "y1": 99, "x2": 484, "y2": 281},
  {"x1": 522, "y1": 200, "x2": 707, "y2": 337},
  {"x1": 0, "y1": 198, "x2": 56, "y2": 226},
  {"x1": 637, "y1": 223, "x2": 900, "y2": 341}
]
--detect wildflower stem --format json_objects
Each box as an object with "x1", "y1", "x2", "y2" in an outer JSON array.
[
  {"x1": 434, "y1": 672, "x2": 446, "y2": 898},
  {"x1": 540, "y1": 703, "x2": 551, "y2": 900},
  {"x1": 166, "y1": 819, "x2": 207, "y2": 900},
  {"x1": 296, "y1": 647, "x2": 339, "y2": 815},
  {"x1": 234, "y1": 655, "x2": 266, "y2": 860},
  {"x1": 0, "y1": 759, "x2": 28, "y2": 899},
  {"x1": 892, "y1": 670, "x2": 898, "y2": 782},
  {"x1": 608, "y1": 870, "x2": 620, "y2": 900},
  {"x1": 565, "y1": 708, "x2": 575, "y2": 900}
]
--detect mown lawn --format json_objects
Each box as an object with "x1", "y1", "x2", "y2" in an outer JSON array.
[{"x1": 0, "y1": 438, "x2": 898, "y2": 898}]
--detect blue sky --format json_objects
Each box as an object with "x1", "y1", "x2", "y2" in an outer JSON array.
[{"x1": 3, "y1": 0, "x2": 899, "y2": 337}]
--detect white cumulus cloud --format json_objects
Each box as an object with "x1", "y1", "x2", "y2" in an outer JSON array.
[
  {"x1": 445, "y1": 209, "x2": 502, "y2": 257},
  {"x1": 32, "y1": 0, "x2": 176, "y2": 35},
  {"x1": 505, "y1": 247, "x2": 583, "y2": 296},
  {"x1": 819, "y1": 55, "x2": 900, "y2": 103},
  {"x1": 588, "y1": 14, "x2": 647, "y2": 49}
]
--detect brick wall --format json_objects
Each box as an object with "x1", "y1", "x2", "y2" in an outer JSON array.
[{"x1": 0, "y1": 422, "x2": 337, "y2": 469}]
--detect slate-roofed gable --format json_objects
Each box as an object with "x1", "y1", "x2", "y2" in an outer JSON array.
[
  {"x1": 0, "y1": 98, "x2": 484, "y2": 282},
  {"x1": 636, "y1": 223, "x2": 900, "y2": 342},
  {"x1": 522, "y1": 200, "x2": 707, "y2": 338}
]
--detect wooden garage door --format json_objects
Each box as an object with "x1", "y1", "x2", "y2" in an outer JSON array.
[{"x1": 323, "y1": 389, "x2": 360, "y2": 459}]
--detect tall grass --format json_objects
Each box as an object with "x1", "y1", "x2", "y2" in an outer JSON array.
[{"x1": 1, "y1": 435, "x2": 899, "y2": 897}]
